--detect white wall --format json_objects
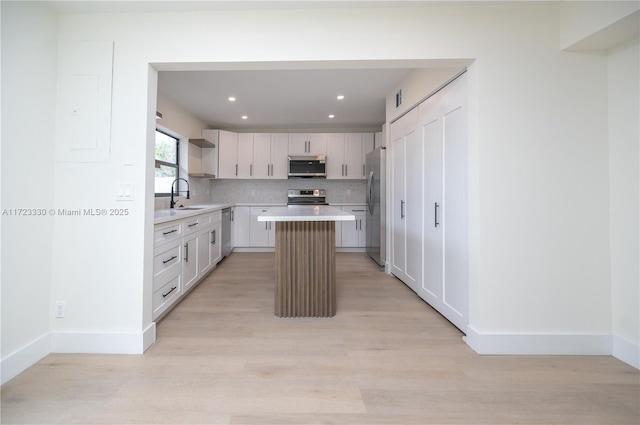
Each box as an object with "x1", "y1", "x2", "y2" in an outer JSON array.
[
  {"x1": 608, "y1": 39, "x2": 640, "y2": 368},
  {"x1": 0, "y1": 1, "x2": 58, "y2": 383},
  {"x1": 2, "y1": 1, "x2": 638, "y2": 382}
]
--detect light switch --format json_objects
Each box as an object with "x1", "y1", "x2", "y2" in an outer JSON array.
[{"x1": 116, "y1": 183, "x2": 134, "y2": 201}]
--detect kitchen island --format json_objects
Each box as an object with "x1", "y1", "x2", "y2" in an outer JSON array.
[{"x1": 258, "y1": 205, "x2": 355, "y2": 317}]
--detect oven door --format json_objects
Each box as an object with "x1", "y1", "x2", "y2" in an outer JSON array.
[{"x1": 288, "y1": 156, "x2": 326, "y2": 178}]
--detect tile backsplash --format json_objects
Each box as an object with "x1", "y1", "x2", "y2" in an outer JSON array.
[{"x1": 155, "y1": 178, "x2": 366, "y2": 209}]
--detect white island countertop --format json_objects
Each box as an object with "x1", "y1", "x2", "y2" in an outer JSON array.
[{"x1": 257, "y1": 205, "x2": 355, "y2": 222}]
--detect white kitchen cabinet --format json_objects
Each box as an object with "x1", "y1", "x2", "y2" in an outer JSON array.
[
  {"x1": 237, "y1": 133, "x2": 254, "y2": 178},
  {"x1": 217, "y1": 130, "x2": 239, "y2": 178},
  {"x1": 153, "y1": 209, "x2": 225, "y2": 320},
  {"x1": 326, "y1": 133, "x2": 372, "y2": 179},
  {"x1": 232, "y1": 206, "x2": 251, "y2": 247},
  {"x1": 250, "y1": 206, "x2": 275, "y2": 247},
  {"x1": 152, "y1": 238, "x2": 182, "y2": 319},
  {"x1": 188, "y1": 137, "x2": 217, "y2": 178},
  {"x1": 419, "y1": 73, "x2": 468, "y2": 332},
  {"x1": 390, "y1": 108, "x2": 422, "y2": 294},
  {"x1": 341, "y1": 205, "x2": 367, "y2": 247},
  {"x1": 288, "y1": 133, "x2": 327, "y2": 155},
  {"x1": 253, "y1": 133, "x2": 288, "y2": 179}
]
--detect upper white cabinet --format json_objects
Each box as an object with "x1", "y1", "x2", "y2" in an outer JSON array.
[
  {"x1": 253, "y1": 133, "x2": 289, "y2": 179},
  {"x1": 326, "y1": 133, "x2": 374, "y2": 179},
  {"x1": 217, "y1": 130, "x2": 239, "y2": 178},
  {"x1": 188, "y1": 137, "x2": 216, "y2": 178},
  {"x1": 237, "y1": 133, "x2": 254, "y2": 178},
  {"x1": 288, "y1": 133, "x2": 328, "y2": 155}
]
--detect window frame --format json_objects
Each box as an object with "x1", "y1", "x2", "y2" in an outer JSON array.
[{"x1": 154, "y1": 128, "x2": 180, "y2": 197}]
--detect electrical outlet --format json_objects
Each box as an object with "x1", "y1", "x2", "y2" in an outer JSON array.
[{"x1": 55, "y1": 301, "x2": 66, "y2": 318}]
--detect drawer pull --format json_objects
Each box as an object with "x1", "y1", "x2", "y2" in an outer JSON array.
[
  {"x1": 162, "y1": 286, "x2": 177, "y2": 298},
  {"x1": 162, "y1": 255, "x2": 177, "y2": 264},
  {"x1": 352, "y1": 209, "x2": 365, "y2": 212},
  {"x1": 188, "y1": 222, "x2": 198, "y2": 228},
  {"x1": 162, "y1": 229, "x2": 177, "y2": 236}
]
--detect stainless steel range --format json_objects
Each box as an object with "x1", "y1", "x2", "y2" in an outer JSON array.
[{"x1": 287, "y1": 189, "x2": 328, "y2": 206}]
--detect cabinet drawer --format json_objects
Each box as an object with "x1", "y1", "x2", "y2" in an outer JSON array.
[
  {"x1": 153, "y1": 243, "x2": 182, "y2": 289},
  {"x1": 154, "y1": 222, "x2": 182, "y2": 247},
  {"x1": 183, "y1": 213, "x2": 212, "y2": 235},
  {"x1": 153, "y1": 274, "x2": 181, "y2": 320},
  {"x1": 250, "y1": 206, "x2": 272, "y2": 215},
  {"x1": 342, "y1": 205, "x2": 366, "y2": 215}
]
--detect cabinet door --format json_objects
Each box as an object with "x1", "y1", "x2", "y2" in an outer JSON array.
[
  {"x1": 210, "y1": 224, "x2": 222, "y2": 265},
  {"x1": 270, "y1": 133, "x2": 289, "y2": 179},
  {"x1": 404, "y1": 111, "x2": 423, "y2": 292},
  {"x1": 182, "y1": 234, "x2": 199, "y2": 292},
  {"x1": 357, "y1": 216, "x2": 366, "y2": 247},
  {"x1": 341, "y1": 219, "x2": 359, "y2": 247},
  {"x1": 288, "y1": 133, "x2": 308, "y2": 155},
  {"x1": 233, "y1": 207, "x2": 251, "y2": 247},
  {"x1": 198, "y1": 226, "x2": 214, "y2": 276},
  {"x1": 326, "y1": 133, "x2": 345, "y2": 179},
  {"x1": 344, "y1": 133, "x2": 363, "y2": 180},
  {"x1": 250, "y1": 215, "x2": 270, "y2": 246},
  {"x1": 253, "y1": 133, "x2": 272, "y2": 179},
  {"x1": 307, "y1": 133, "x2": 327, "y2": 155},
  {"x1": 218, "y1": 130, "x2": 238, "y2": 178},
  {"x1": 237, "y1": 133, "x2": 254, "y2": 178}
]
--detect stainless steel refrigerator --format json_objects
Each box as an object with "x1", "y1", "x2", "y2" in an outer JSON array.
[{"x1": 365, "y1": 146, "x2": 386, "y2": 269}]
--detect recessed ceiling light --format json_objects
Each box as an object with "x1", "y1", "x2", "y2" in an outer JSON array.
[
  {"x1": 241, "y1": 115, "x2": 248, "y2": 120},
  {"x1": 328, "y1": 114, "x2": 335, "y2": 119},
  {"x1": 228, "y1": 97, "x2": 236, "y2": 102},
  {"x1": 337, "y1": 95, "x2": 345, "y2": 100}
]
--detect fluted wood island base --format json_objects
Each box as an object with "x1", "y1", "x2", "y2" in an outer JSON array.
[
  {"x1": 258, "y1": 205, "x2": 355, "y2": 318},
  {"x1": 275, "y1": 221, "x2": 335, "y2": 317}
]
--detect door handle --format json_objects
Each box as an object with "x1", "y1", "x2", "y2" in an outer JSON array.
[
  {"x1": 211, "y1": 229, "x2": 216, "y2": 244},
  {"x1": 235, "y1": 164, "x2": 238, "y2": 176},
  {"x1": 250, "y1": 164, "x2": 253, "y2": 176},
  {"x1": 184, "y1": 243, "x2": 189, "y2": 262},
  {"x1": 401, "y1": 200, "x2": 405, "y2": 219},
  {"x1": 435, "y1": 202, "x2": 440, "y2": 227}
]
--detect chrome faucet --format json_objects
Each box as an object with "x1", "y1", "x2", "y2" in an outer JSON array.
[{"x1": 170, "y1": 178, "x2": 190, "y2": 208}]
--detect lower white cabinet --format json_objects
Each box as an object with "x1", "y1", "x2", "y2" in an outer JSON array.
[
  {"x1": 153, "y1": 209, "x2": 224, "y2": 320},
  {"x1": 233, "y1": 206, "x2": 251, "y2": 247},
  {"x1": 340, "y1": 205, "x2": 366, "y2": 247},
  {"x1": 250, "y1": 206, "x2": 275, "y2": 247}
]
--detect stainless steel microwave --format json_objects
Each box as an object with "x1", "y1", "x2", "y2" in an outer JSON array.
[{"x1": 288, "y1": 155, "x2": 327, "y2": 178}]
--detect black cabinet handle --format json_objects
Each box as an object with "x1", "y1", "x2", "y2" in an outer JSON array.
[
  {"x1": 162, "y1": 229, "x2": 177, "y2": 236},
  {"x1": 435, "y1": 202, "x2": 440, "y2": 227},
  {"x1": 162, "y1": 255, "x2": 177, "y2": 264},
  {"x1": 188, "y1": 222, "x2": 198, "y2": 228},
  {"x1": 162, "y1": 286, "x2": 177, "y2": 298},
  {"x1": 211, "y1": 230, "x2": 216, "y2": 245},
  {"x1": 401, "y1": 200, "x2": 405, "y2": 219},
  {"x1": 184, "y1": 243, "x2": 189, "y2": 262}
]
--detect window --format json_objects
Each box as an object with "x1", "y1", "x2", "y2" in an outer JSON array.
[{"x1": 155, "y1": 130, "x2": 179, "y2": 196}]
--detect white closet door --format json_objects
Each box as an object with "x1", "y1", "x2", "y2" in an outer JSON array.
[
  {"x1": 441, "y1": 75, "x2": 468, "y2": 331},
  {"x1": 404, "y1": 114, "x2": 423, "y2": 292},
  {"x1": 390, "y1": 123, "x2": 406, "y2": 278},
  {"x1": 421, "y1": 89, "x2": 444, "y2": 306}
]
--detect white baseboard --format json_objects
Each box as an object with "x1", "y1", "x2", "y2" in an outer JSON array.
[
  {"x1": 612, "y1": 335, "x2": 640, "y2": 369},
  {"x1": 51, "y1": 328, "x2": 154, "y2": 354},
  {"x1": 464, "y1": 326, "x2": 612, "y2": 356},
  {"x1": 1, "y1": 333, "x2": 51, "y2": 385}
]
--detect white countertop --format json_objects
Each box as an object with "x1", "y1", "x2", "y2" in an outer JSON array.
[
  {"x1": 154, "y1": 203, "x2": 234, "y2": 224},
  {"x1": 257, "y1": 205, "x2": 355, "y2": 222}
]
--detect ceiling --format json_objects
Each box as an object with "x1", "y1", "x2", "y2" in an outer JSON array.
[{"x1": 158, "y1": 68, "x2": 415, "y2": 130}]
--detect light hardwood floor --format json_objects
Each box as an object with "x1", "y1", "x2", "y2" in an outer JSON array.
[{"x1": 2, "y1": 253, "x2": 638, "y2": 424}]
